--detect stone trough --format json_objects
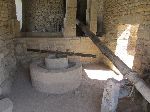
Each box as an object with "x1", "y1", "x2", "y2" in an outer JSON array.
[{"x1": 30, "y1": 55, "x2": 82, "y2": 94}]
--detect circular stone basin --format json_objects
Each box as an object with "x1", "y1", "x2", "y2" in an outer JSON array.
[
  {"x1": 45, "y1": 55, "x2": 68, "y2": 69},
  {"x1": 30, "y1": 60, "x2": 82, "y2": 94}
]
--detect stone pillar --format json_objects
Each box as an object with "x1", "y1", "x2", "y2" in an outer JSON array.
[
  {"x1": 86, "y1": 0, "x2": 98, "y2": 34},
  {"x1": 101, "y1": 78, "x2": 121, "y2": 112},
  {"x1": 97, "y1": 0, "x2": 104, "y2": 36},
  {"x1": 10, "y1": 19, "x2": 20, "y2": 36},
  {"x1": 63, "y1": 0, "x2": 77, "y2": 38}
]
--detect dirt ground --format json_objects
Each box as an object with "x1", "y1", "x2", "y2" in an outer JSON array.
[{"x1": 8, "y1": 63, "x2": 143, "y2": 112}]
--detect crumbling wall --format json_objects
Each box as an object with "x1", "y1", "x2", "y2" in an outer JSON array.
[
  {"x1": 22, "y1": 0, "x2": 65, "y2": 33},
  {"x1": 103, "y1": 0, "x2": 150, "y2": 74},
  {"x1": 0, "y1": 0, "x2": 17, "y2": 96}
]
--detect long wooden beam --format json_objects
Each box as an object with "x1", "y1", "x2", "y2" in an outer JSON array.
[
  {"x1": 27, "y1": 48, "x2": 96, "y2": 58},
  {"x1": 76, "y1": 19, "x2": 150, "y2": 103}
]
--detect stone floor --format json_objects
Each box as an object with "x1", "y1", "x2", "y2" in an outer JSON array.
[{"x1": 8, "y1": 63, "x2": 143, "y2": 112}]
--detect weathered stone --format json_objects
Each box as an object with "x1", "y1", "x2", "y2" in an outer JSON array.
[
  {"x1": 101, "y1": 78, "x2": 121, "y2": 112},
  {"x1": 63, "y1": 0, "x2": 77, "y2": 37},
  {"x1": 30, "y1": 60, "x2": 82, "y2": 94},
  {"x1": 0, "y1": 76, "x2": 13, "y2": 96},
  {"x1": 45, "y1": 55, "x2": 69, "y2": 69},
  {"x1": 86, "y1": 0, "x2": 98, "y2": 34},
  {"x1": 22, "y1": 0, "x2": 65, "y2": 33},
  {"x1": 103, "y1": 0, "x2": 150, "y2": 74},
  {"x1": 14, "y1": 37, "x2": 103, "y2": 67},
  {"x1": 0, "y1": 98, "x2": 13, "y2": 112},
  {"x1": 66, "y1": 0, "x2": 77, "y2": 8},
  {"x1": 0, "y1": 0, "x2": 16, "y2": 97}
]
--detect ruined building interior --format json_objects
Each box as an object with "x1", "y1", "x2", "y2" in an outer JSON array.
[{"x1": 0, "y1": 0, "x2": 150, "y2": 112}]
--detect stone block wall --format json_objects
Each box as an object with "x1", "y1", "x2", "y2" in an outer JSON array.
[
  {"x1": 103, "y1": 0, "x2": 150, "y2": 74},
  {"x1": 22, "y1": 0, "x2": 65, "y2": 33},
  {"x1": 0, "y1": 0, "x2": 17, "y2": 96},
  {"x1": 15, "y1": 37, "x2": 104, "y2": 68},
  {"x1": 134, "y1": 12, "x2": 150, "y2": 74}
]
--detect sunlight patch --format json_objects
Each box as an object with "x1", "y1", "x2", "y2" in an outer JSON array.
[{"x1": 84, "y1": 69, "x2": 123, "y2": 81}]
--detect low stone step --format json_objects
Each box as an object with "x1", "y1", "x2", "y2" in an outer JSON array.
[{"x1": 0, "y1": 98, "x2": 13, "y2": 112}]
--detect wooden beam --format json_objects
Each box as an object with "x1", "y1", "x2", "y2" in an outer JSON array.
[
  {"x1": 27, "y1": 48, "x2": 96, "y2": 58},
  {"x1": 76, "y1": 19, "x2": 150, "y2": 103}
]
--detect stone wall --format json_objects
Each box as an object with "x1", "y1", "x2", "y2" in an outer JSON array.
[
  {"x1": 0, "y1": 0, "x2": 17, "y2": 96},
  {"x1": 22, "y1": 0, "x2": 65, "y2": 33},
  {"x1": 15, "y1": 37, "x2": 104, "y2": 68},
  {"x1": 133, "y1": 9, "x2": 150, "y2": 74},
  {"x1": 103, "y1": 0, "x2": 150, "y2": 74}
]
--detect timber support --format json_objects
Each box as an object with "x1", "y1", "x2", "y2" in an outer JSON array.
[{"x1": 76, "y1": 19, "x2": 150, "y2": 103}]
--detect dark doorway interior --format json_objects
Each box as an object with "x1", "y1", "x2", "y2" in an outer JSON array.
[{"x1": 76, "y1": 0, "x2": 87, "y2": 36}]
